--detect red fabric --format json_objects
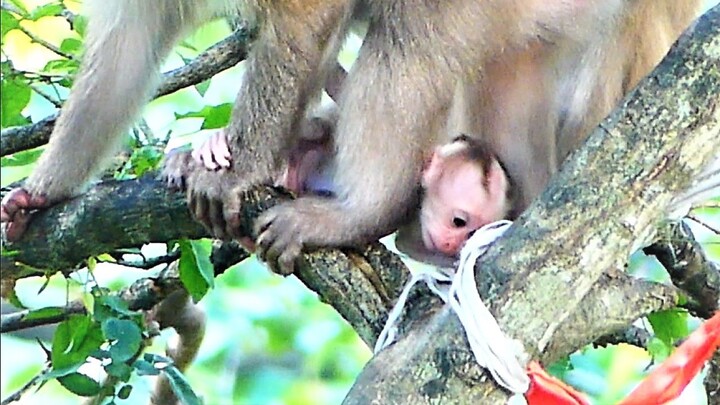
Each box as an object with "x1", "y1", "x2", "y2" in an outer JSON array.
[
  {"x1": 525, "y1": 361, "x2": 590, "y2": 405},
  {"x1": 525, "y1": 312, "x2": 720, "y2": 405},
  {"x1": 619, "y1": 312, "x2": 720, "y2": 405}
]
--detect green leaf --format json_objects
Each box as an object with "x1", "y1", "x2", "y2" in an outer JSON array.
[
  {"x1": 116, "y1": 145, "x2": 164, "y2": 179},
  {"x1": 72, "y1": 15, "x2": 88, "y2": 37},
  {"x1": 59, "y1": 37, "x2": 82, "y2": 55},
  {"x1": 174, "y1": 103, "x2": 232, "y2": 130},
  {"x1": 24, "y1": 306, "x2": 67, "y2": 321},
  {"x1": 647, "y1": 309, "x2": 690, "y2": 347},
  {"x1": 105, "y1": 361, "x2": 133, "y2": 381},
  {"x1": 118, "y1": 384, "x2": 133, "y2": 400},
  {"x1": 87, "y1": 256, "x2": 97, "y2": 271},
  {"x1": 0, "y1": 148, "x2": 43, "y2": 167},
  {"x1": 195, "y1": 80, "x2": 211, "y2": 96},
  {"x1": 646, "y1": 336, "x2": 672, "y2": 362},
  {"x1": 94, "y1": 294, "x2": 138, "y2": 320},
  {"x1": 1, "y1": 10, "x2": 20, "y2": 38},
  {"x1": 1, "y1": 78, "x2": 31, "y2": 128},
  {"x1": 4, "y1": 284, "x2": 26, "y2": 309},
  {"x1": 43, "y1": 363, "x2": 81, "y2": 380},
  {"x1": 28, "y1": 3, "x2": 63, "y2": 20},
  {"x1": 51, "y1": 315, "x2": 104, "y2": 371},
  {"x1": 133, "y1": 359, "x2": 161, "y2": 376},
  {"x1": 101, "y1": 318, "x2": 142, "y2": 362},
  {"x1": 201, "y1": 104, "x2": 233, "y2": 129},
  {"x1": 178, "y1": 239, "x2": 214, "y2": 302},
  {"x1": 57, "y1": 372, "x2": 102, "y2": 397},
  {"x1": 42, "y1": 58, "x2": 79, "y2": 75},
  {"x1": 163, "y1": 365, "x2": 203, "y2": 405},
  {"x1": 143, "y1": 353, "x2": 172, "y2": 365},
  {"x1": 7, "y1": 0, "x2": 28, "y2": 15}
]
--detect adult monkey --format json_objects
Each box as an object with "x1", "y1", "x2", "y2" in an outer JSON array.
[{"x1": 1, "y1": 1, "x2": 703, "y2": 275}]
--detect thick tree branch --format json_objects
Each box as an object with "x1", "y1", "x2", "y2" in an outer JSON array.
[
  {"x1": 0, "y1": 178, "x2": 410, "y2": 345},
  {"x1": 346, "y1": 6, "x2": 719, "y2": 404},
  {"x1": 0, "y1": 29, "x2": 252, "y2": 156}
]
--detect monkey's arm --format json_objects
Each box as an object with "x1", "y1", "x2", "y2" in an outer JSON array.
[
  {"x1": 180, "y1": 0, "x2": 352, "y2": 241},
  {"x1": 1, "y1": 1, "x2": 212, "y2": 240}
]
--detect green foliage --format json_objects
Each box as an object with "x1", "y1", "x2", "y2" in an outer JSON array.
[
  {"x1": 56, "y1": 372, "x2": 102, "y2": 397},
  {"x1": 101, "y1": 318, "x2": 143, "y2": 363},
  {"x1": 0, "y1": 148, "x2": 43, "y2": 167},
  {"x1": 648, "y1": 309, "x2": 691, "y2": 349},
  {"x1": 23, "y1": 306, "x2": 65, "y2": 321},
  {"x1": 50, "y1": 314, "x2": 104, "y2": 373},
  {"x1": 175, "y1": 103, "x2": 233, "y2": 130},
  {"x1": 1, "y1": 10, "x2": 20, "y2": 40},
  {"x1": 27, "y1": 2, "x2": 63, "y2": 20},
  {"x1": 163, "y1": 363, "x2": 204, "y2": 405},
  {"x1": 1, "y1": 76, "x2": 32, "y2": 127},
  {"x1": 115, "y1": 145, "x2": 165, "y2": 180},
  {"x1": 177, "y1": 239, "x2": 215, "y2": 302}
]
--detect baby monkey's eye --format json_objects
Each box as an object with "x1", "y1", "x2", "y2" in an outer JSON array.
[{"x1": 452, "y1": 217, "x2": 467, "y2": 228}]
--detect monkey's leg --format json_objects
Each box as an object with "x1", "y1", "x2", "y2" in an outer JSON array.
[
  {"x1": 182, "y1": 0, "x2": 353, "y2": 240},
  {"x1": 254, "y1": 34, "x2": 454, "y2": 274},
  {"x1": 2, "y1": 0, "x2": 212, "y2": 240}
]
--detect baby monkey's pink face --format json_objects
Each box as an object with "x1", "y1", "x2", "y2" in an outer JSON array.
[{"x1": 419, "y1": 143, "x2": 509, "y2": 256}]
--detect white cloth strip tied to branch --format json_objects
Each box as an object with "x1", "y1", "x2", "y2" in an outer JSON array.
[{"x1": 375, "y1": 220, "x2": 530, "y2": 395}]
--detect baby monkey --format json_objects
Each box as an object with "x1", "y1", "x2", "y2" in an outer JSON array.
[{"x1": 190, "y1": 126, "x2": 512, "y2": 265}]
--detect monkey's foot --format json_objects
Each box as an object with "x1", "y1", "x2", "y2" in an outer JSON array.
[
  {"x1": 1, "y1": 188, "x2": 49, "y2": 241},
  {"x1": 160, "y1": 149, "x2": 196, "y2": 191},
  {"x1": 255, "y1": 197, "x2": 343, "y2": 275}
]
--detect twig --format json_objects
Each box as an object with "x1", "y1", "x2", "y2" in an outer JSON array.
[
  {"x1": 645, "y1": 221, "x2": 720, "y2": 318},
  {"x1": 0, "y1": 301, "x2": 86, "y2": 333},
  {"x1": 17, "y1": 26, "x2": 73, "y2": 60},
  {"x1": 1, "y1": 29, "x2": 252, "y2": 156},
  {"x1": 687, "y1": 213, "x2": 720, "y2": 235},
  {"x1": 1, "y1": 364, "x2": 51, "y2": 405}
]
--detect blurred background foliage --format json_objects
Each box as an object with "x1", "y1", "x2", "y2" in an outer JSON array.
[{"x1": 1, "y1": 1, "x2": 718, "y2": 404}]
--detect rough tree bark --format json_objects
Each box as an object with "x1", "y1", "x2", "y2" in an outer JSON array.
[{"x1": 1, "y1": 5, "x2": 719, "y2": 405}]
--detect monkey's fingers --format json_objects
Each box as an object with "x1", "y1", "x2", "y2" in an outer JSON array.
[
  {"x1": 209, "y1": 132, "x2": 232, "y2": 169},
  {"x1": 214, "y1": 189, "x2": 244, "y2": 240},
  {"x1": 1, "y1": 188, "x2": 33, "y2": 221},
  {"x1": 238, "y1": 236, "x2": 256, "y2": 252},
  {"x1": 1, "y1": 188, "x2": 49, "y2": 241},
  {"x1": 4, "y1": 209, "x2": 32, "y2": 242},
  {"x1": 161, "y1": 150, "x2": 194, "y2": 191},
  {"x1": 196, "y1": 140, "x2": 219, "y2": 171},
  {"x1": 189, "y1": 191, "x2": 222, "y2": 238},
  {"x1": 207, "y1": 198, "x2": 227, "y2": 239},
  {"x1": 254, "y1": 207, "x2": 306, "y2": 275},
  {"x1": 256, "y1": 229, "x2": 298, "y2": 275}
]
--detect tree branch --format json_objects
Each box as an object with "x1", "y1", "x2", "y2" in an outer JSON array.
[
  {"x1": 345, "y1": 6, "x2": 720, "y2": 403},
  {"x1": 0, "y1": 29, "x2": 252, "y2": 156},
  {"x1": 645, "y1": 220, "x2": 720, "y2": 318}
]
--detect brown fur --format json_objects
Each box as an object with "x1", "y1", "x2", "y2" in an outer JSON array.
[{"x1": 1, "y1": 1, "x2": 703, "y2": 274}]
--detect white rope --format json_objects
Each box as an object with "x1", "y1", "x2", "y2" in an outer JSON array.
[
  {"x1": 375, "y1": 220, "x2": 530, "y2": 395},
  {"x1": 374, "y1": 265, "x2": 453, "y2": 353},
  {"x1": 450, "y1": 220, "x2": 530, "y2": 393}
]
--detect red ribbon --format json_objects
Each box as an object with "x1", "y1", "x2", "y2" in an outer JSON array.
[{"x1": 525, "y1": 312, "x2": 720, "y2": 405}]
